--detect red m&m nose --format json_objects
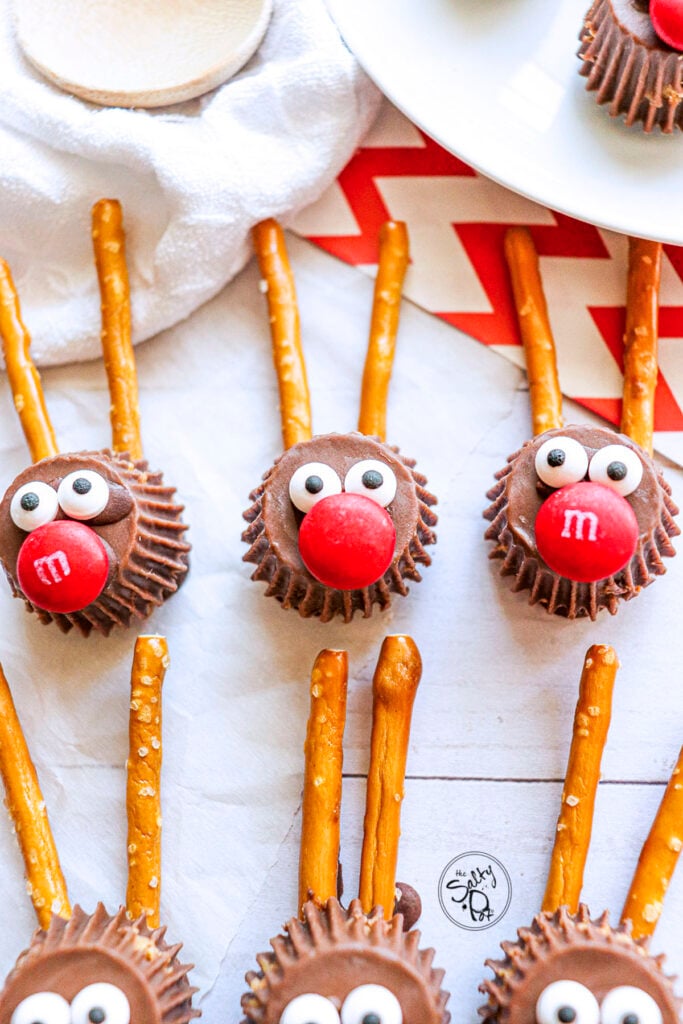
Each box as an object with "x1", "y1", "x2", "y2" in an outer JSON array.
[
  {"x1": 298, "y1": 492, "x2": 396, "y2": 590},
  {"x1": 16, "y1": 520, "x2": 110, "y2": 613},
  {"x1": 535, "y1": 481, "x2": 639, "y2": 583}
]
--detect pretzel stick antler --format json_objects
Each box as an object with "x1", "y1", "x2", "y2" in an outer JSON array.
[
  {"x1": 359, "y1": 635, "x2": 422, "y2": 919},
  {"x1": 542, "y1": 645, "x2": 618, "y2": 915},
  {"x1": 621, "y1": 744, "x2": 683, "y2": 940},
  {"x1": 504, "y1": 227, "x2": 563, "y2": 437},
  {"x1": 0, "y1": 664, "x2": 70, "y2": 929},
  {"x1": 621, "y1": 237, "x2": 662, "y2": 456},
  {"x1": 126, "y1": 635, "x2": 169, "y2": 927},
  {"x1": 253, "y1": 219, "x2": 312, "y2": 450},
  {"x1": 298, "y1": 649, "x2": 348, "y2": 913},
  {"x1": 92, "y1": 199, "x2": 143, "y2": 462},
  {"x1": 0, "y1": 260, "x2": 58, "y2": 463},
  {"x1": 358, "y1": 221, "x2": 410, "y2": 441}
]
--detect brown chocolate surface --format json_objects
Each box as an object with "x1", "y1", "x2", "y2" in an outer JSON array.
[
  {"x1": 578, "y1": 0, "x2": 683, "y2": 132},
  {"x1": 480, "y1": 905, "x2": 680, "y2": 1023},
  {"x1": 484, "y1": 424, "x2": 679, "y2": 619},
  {"x1": 0, "y1": 904, "x2": 197, "y2": 1024},
  {"x1": 242, "y1": 433, "x2": 437, "y2": 622},
  {"x1": 0, "y1": 450, "x2": 190, "y2": 636},
  {"x1": 241, "y1": 898, "x2": 449, "y2": 1024},
  {"x1": 394, "y1": 882, "x2": 422, "y2": 932}
]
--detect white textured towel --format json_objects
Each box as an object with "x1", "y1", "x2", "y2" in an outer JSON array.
[{"x1": 0, "y1": 0, "x2": 381, "y2": 365}]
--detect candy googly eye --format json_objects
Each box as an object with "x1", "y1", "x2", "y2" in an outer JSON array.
[
  {"x1": 70, "y1": 983, "x2": 130, "y2": 1024},
  {"x1": 57, "y1": 470, "x2": 110, "y2": 521},
  {"x1": 280, "y1": 993, "x2": 341, "y2": 1024},
  {"x1": 534, "y1": 437, "x2": 589, "y2": 489},
  {"x1": 536, "y1": 979, "x2": 600, "y2": 1024},
  {"x1": 10, "y1": 481, "x2": 59, "y2": 532},
  {"x1": 10, "y1": 991, "x2": 70, "y2": 1024},
  {"x1": 341, "y1": 984, "x2": 403, "y2": 1024},
  {"x1": 601, "y1": 986, "x2": 663, "y2": 1024},
  {"x1": 588, "y1": 444, "x2": 643, "y2": 497},
  {"x1": 344, "y1": 460, "x2": 397, "y2": 508},
  {"x1": 288, "y1": 462, "x2": 342, "y2": 514}
]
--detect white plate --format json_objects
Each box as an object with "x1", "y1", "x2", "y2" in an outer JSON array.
[{"x1": 323, "y1": 0, "x2": 683, "y2": 245}]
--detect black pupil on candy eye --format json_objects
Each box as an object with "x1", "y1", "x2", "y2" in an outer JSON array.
[
  {"x1": 362, "y1": 1015, "x2": 382, "y2": 1024},
  {"x1": 607, "y1": 461, "x2": 628, "y2": 482},
  {"x1": 546, "y1": 449, "x2": 566, "y2": 468},
  {"x1": 19, "y1": 492, "x2": 40, "y2": 512},
  {"x1": 558, "y1": 1009, "x2": 576, "y2": 1023},
  {"x1": 73, "y1": 477, "x2": 92, "y2": 494},
  {"x1": 305, "y1": 476, "x2": 324, "y2": 495},
  {"x1": 622, "y1": 1016, "x2": 639, "y2": 1024},
  {"x1": 88, "y1": 1009, "x2": 106, "y2": 1023},
  {"x1": 361, "y1": 469, "x2": 383, "y2": 489}
]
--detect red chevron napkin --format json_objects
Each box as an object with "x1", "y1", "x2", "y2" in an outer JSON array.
[{"x1": 293, "y1": 101, "x2": 683, "y2": 468}]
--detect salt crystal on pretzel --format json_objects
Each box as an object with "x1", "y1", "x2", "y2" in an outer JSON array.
[
  {"x1": 126, "y1": 634, "x2": 169, "y2": 927},
  {"x1": 621, "y1": 237, "x2": 662, "y2": 456},
  {"x1": 622, "y1": 743, "x2": 683, "y2": 939},
  {"x1": 504, "y1": 227, "x2": 563, "y2": 437},
  {"x1": 253, "y1": 218, "x2": 312, "y2": 451},
  {"x1": 358, "y1": 220, "x2": 410, "y2": 442},
  {"x1": 542, "y1": 644, "x2": 618, "y2": 914},
  {"x1": 92, "y1": 198, "x2": 143, "y2": 463},
  {"x1": 298, "y1": 647, "x2": 347, "y2": 912},
  {"x1": 360, "y1": 634, "x2": 422, "y2": 918},
  {"x1": 0, "y1": 662, "x2": 69, "y2": 928},
  {"x1": 0, "y1": 260, "x2": 58, "y2": 464}
]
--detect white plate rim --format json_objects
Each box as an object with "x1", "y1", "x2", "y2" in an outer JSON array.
[{"x1": 323, "y1": 0, "x2": 683, "y2": 245}]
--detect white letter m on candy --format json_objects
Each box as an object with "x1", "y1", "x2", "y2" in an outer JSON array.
[
  {"x1": 561, "y1": 509, "x2": 599, "y2": 542},
  {"x1": 33, "y1": 550, "x2": 71, "y2": 585}
]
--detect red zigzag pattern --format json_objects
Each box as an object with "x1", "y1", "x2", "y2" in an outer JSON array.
[{"x1": 305, "y1": 131, "x2": 683, "y2": 433}]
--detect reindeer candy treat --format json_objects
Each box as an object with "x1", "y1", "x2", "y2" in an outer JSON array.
[
  {"x1": 481, "y1": 644, "x2": 683, "y2": 1024},
  {"x1": 484, "y1": 229, "x2": 679, "y2": 619},
  {"x1": 242, "y1": 220, "x2": 437, "y2": 622},
  {"x1": 0, "y1": 635, "x2": 198, "y2": 1024},
  {"x1": 0, "y1": 200, "x2": 190, "y2": 636},
  {"x1": 578, "y1": 0, "x2": 683, "y2": 133},
  {"x1": 241, "y1": 635, "x2": 450, "y2": 1023}
]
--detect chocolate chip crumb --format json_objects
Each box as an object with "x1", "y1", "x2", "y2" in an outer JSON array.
[{"x1": 394, "y1": 881, "x2": 422, "y2": 930}]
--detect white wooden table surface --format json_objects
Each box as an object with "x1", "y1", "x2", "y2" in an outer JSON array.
[{"x1": 0, "y1": 234, "x2": 681, "y2": 1023}]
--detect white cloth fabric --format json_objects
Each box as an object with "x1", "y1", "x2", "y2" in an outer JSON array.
[{"x1": 0, "y1": 0, "x2": 381, "y2": 365}]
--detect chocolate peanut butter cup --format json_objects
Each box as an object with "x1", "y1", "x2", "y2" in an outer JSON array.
[
  {"x1": 243, "y1": 433, "x2": 436, "y2": 622},
  {"x1": 485, "y1": 229, "x2": 678, "y2": 620},
  {"x1": 243, "y1": 899, "x2": 447, "y2": 1024},
  {"x1": 484, "y1": 424, "x2": 678, "y2": 618},
  {"x1": 0, "y1": 450, "x2": 188, "y2": 635},
  {"x1": 0, "y1": 200, "x2": 189, "y2": 636},
  {"x1": 1, "y1": 905, "x2": 197, "y2": 1024},
  {"x1": 578, "y1": 0, "x2": 683, "y2": 133},
  {"x1": 482, "y1": 905, "x2": 680, "y2": 1024}
]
